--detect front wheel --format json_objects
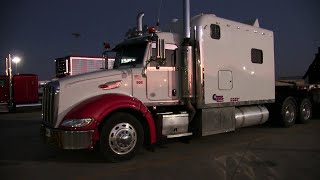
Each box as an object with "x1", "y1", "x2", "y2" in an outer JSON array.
[{"x1": 99, "y1": 112, "x2": 144, "y2": 162}]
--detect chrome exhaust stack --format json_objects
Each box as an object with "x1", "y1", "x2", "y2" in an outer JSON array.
[
  {"x1": 136, "y1": 12, "x2": 145, "y2": 36},
  {"x1": 182, "y1": 0, "x2": 196, "y2": 122},
  {"x1": 183, "y1": 0, "x2": 191, "y2": 39}
]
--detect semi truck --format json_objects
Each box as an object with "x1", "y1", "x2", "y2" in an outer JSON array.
[
  {"x1": 55, "y1": 56, "x2": 115, "y2": 78},
  {"x1": 41, "y1": 0, "x2": 319, "y2": 162}
]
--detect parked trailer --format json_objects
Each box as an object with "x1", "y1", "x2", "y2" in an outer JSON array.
[
  {"x1": 41, "y1": 0, "x2": 318, "y2": 162},
  {"x1": 55, "y1": 56, "x2": 115, "y2": 78},
  {"x1": 271, "y1": 82, "x2": 320, "y2": 125},
  {"x1": 0, "y1": 74, "x2": 39, "y2": 112}
]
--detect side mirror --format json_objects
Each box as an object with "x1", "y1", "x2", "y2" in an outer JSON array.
[
  {"x1": 154, "y1": 39, "x2": 166, "y2": 68},
  {"x1": 102, "y1": 50, "x2": 116, "y2": 69},
  {"x1": 102, "y1": 51, "x2": 109, "y2": 69},
  {"x1": 142, "y1": 39, "x2": 166, "y2": 77},
  {"x1": 156, "y1": 39, "x2": 165, "y2": 60}
]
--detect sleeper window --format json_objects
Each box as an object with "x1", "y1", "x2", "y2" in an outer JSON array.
[
  {"x1": 251, "y1": 48, "x2": 263, "y2": 64},
  {"x1": 210, "y1": 24, "x2": 221, "y2": 39}
]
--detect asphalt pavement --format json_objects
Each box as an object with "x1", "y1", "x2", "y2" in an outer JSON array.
[{"x1": 0, "y1": 111, "x2": 320, "y2": 180}]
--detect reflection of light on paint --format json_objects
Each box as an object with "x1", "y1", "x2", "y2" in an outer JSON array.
[
  {"x1": 251, "y1": 71, "x2": 255, "y2": 75},
  {"x1": 242, "y1": 66, "x2": 246, "y2": 70},
  {"x1": 124, "y1": 83, "x2": 128, "y2": 86},
  {"x1": 160, "y1": 85, "x2": 162, "y2": 87},
  {"x1": 164, "y1": 79, "x2": 167, "y2": 82}
]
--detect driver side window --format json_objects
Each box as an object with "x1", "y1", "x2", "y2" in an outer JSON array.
[{"x1": 150, "y1": 48, "x2": 176, "y2": 67}]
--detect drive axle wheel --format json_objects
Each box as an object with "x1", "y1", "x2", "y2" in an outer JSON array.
[
  {"x1": 280, "y1": 97, "x2": 297, "y2": 127},
  {"x1": 297, "y1": 98, "x2": 312, "y2": 123},
  {"x1": 100, "y1": 112, "x2": 144, "y2": 162}
]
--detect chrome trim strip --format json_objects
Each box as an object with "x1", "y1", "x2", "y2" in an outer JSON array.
[
  {"x1": 15, "y1": 103, "x2": 41, "y2": 108},
  {"x1": 144, "y1": 100, "x2": 182, "y2": 107},
  {"x1": 203, "y1": 99, "x2": 275, "y2": 108},
  {"x1": 167, "y1": 132, "x2": 192, "y2": 138},
  {"x1": 147, "y1": 67, "x2": 176, "y2": 71}
]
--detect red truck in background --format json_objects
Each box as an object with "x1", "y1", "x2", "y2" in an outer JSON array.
[
  {"x1": 12, "y1": 74, "x2": 39, "y2": 104},
  {"x1": 0, "y1": 74, "x2": 39, "y2": 112}
]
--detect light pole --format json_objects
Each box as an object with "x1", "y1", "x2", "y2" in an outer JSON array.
[{"x1": 12, "y1": 56, "x2": 21, "y2": 74}]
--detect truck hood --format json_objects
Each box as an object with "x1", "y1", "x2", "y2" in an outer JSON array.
[{"x1": 57, "y1": 69, "x2": 133, "y2": 124}]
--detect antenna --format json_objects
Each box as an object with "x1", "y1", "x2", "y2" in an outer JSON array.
[{"x1": 156, "y1": 0, "x2": 163, "y2": 28}]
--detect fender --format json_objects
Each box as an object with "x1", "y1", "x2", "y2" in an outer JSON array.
[{"x1": 62, "y1": 93, "x2": 157, "y2": 144}]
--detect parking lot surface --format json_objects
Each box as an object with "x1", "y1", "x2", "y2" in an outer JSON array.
[{"x1": 0, "y1": 111, "x2": 320, "y2": 180}]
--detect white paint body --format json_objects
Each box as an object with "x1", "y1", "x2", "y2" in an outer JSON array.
[{"x1": 191, "y1": 14, "x2": 275, "y2": 105}]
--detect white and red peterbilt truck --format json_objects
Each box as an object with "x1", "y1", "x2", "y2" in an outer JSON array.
[{"x1": 41, "y1": 0, "x2": 317, "y2": 162}]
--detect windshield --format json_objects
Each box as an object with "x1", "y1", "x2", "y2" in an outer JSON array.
[{"x1": 114, "y1": 41, "x2": 147, "y2": 68}]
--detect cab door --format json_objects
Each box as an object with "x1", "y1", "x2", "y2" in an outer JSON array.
[{"x1": 146, "y1": 44, "x2": 179, "y2": 101}]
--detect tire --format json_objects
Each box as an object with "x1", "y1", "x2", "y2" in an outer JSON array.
[
  {"x1": 280, "y1": 97, "x2": 297, "y2": 127},
  {"x1": 99, "y1": 112, "x2": 144, "y2": 162},
  {"x1": 297, "y1": 98, "x2": 312, "y2": 124}
]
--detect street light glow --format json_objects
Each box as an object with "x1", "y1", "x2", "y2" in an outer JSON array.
[
  {"x1": 12, "y1": 57, "x2": 21, "y2": 64},
  {"x1": 11, "y1": 56, "x2": 22, "y2": 74}
]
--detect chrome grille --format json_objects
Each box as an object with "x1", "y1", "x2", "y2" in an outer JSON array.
[{"x1": 42, "y1": 82, "x2": 59, "y2": 126}]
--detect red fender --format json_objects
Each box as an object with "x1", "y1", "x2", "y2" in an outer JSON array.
[{"x1": 62, "y1": 93, "x2": 157, "y2": 144}]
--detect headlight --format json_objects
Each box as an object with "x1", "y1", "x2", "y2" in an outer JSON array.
[{"x1": 60, "y1": 118, "x2": 93, "y2": 128}]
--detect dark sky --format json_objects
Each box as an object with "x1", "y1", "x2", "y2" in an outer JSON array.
[{"x1": 1, "y1": 0, "x2": 319, "y2": 80}]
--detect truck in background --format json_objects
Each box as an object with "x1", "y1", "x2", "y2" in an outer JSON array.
[
  {"x1": 0, "y1": 74, "x2": 39, "y2": 112},
  {"x1": 0, "y1": 55, "x2": 40, "y2": 112},
  {"x1": 274, "y1": 79, "x2": 320, "y2": 121},
  {"x1": 55, "y1": 56, "x2": 115, "y2": 78},
  {"x1": 41, "y1": 0, "x2": 319, "y2": 162}
]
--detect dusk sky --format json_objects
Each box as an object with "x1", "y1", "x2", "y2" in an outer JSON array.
[{"x1": 1, "y1": 0, "x2": 319, "y2": 80}]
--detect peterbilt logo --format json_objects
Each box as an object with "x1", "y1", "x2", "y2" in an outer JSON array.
[
  {"x1": 213, "y1": 94, "x2": 224, "y2": 102},
  {"x1": 98, "y1": 80, "x2": 122, "y2": 90}
]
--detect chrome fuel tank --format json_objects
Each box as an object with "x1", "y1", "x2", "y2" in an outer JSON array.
[{"x1": 235, "y1": 105, "x2": 269, "y2": 128}]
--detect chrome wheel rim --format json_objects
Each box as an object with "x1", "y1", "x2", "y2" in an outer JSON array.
[
  {"x1": 301, "y1": 103, "x2": 311, "y2": 120},
  {"x1": 285, "y1": 104, "x2": 295, "y2": 123},
  {"x1": 109, "y1": 123, "x2": 137, "y2": 155}
]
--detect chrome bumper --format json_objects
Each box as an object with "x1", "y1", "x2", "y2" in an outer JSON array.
[{"x1": 41, "y1": 125, "x2": 94, "y2": 150}]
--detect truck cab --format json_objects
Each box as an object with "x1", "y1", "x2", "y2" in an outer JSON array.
[{"x1": 115, "y1": 32, "x2": 182, "y2": 104}]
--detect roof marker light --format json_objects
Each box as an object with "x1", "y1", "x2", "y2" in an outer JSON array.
[{"x1": 148, "y1": 27, "x2": 157, "y2": 34}]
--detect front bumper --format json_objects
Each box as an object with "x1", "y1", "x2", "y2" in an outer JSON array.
[{"x1": 40, "y1": 124, "x2": 94, "y2": 150}]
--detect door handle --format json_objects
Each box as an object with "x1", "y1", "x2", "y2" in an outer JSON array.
[{"x1": 172, "y1": 89, "x2": 177, "y2": 96}]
